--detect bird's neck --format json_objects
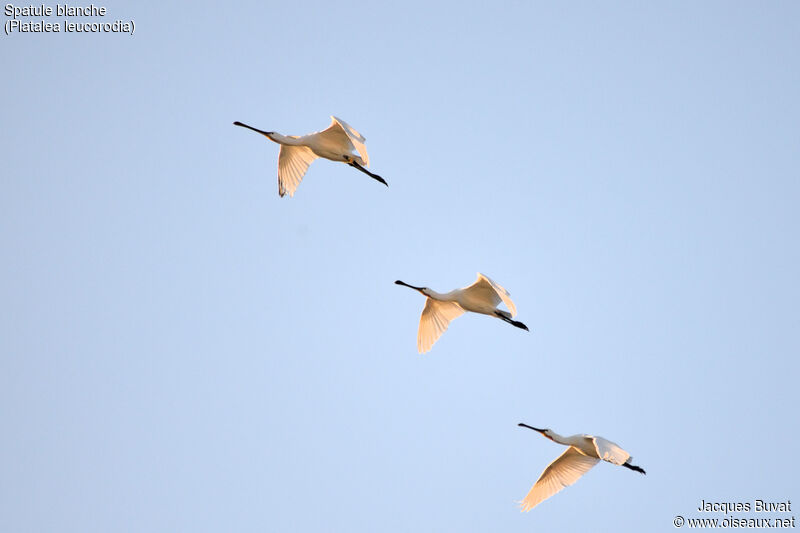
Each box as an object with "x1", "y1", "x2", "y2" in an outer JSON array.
[
  {"x1": 547, "y1": 431, "x2": 572, "y2": 445},
  {"x1": 266, "y1": 132, "x2": 303, "y2": 146},
  {"x1": 424, "y1": 289, "x2": 456, "y2": 302}
]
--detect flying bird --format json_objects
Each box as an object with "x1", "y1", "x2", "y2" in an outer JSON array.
[
  {"x1": 517, "y1": 423, "x2": 645, "y2": 511},
  {"x1": 233, "y1": 116, "x2": 387, "y2": 197},
  {"x1": 394, "y1": 273, "x2": 528, "y2": 353}
]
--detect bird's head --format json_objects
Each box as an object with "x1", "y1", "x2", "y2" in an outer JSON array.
[
  {"x1": 518, "y1": 423, "x2": 554, "y2": 441},
  {"x1": 233, "y1": 121, "x2": 275, "y2": 139},
  {"x1": 395, "y1": 280, "x2": 428, "y2": 296}
]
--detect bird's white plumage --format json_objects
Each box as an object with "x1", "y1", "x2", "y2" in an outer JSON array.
[
  {"x1": 591, "y1": 436, "x2": 631, "y2": 466},
  {"x1": 397, "y1": 273, "x2": 525, "y2": 353},
  {"x1": 518, "y1": 427, "x2": 644, "y2": 512},
  {"x1": 235, "y1": 115, "x2": 382, "y2": 197},
  {"x1": 275, "y1": 117, "x2": 369, "y2": 197},
  {"x1": 461, "y1": 273, "x2": 518, "y2": 317},
  {"x1": 277, "y1": 144, "x2": 318, "y2": 197},
  {"x1": 520, "y1": 447, "x2": 600, "y2": 512},
  {"x1": 329, "y1": 116, "x2": 369, "y2": 166},
  {"x1": 417, "y1": 299, "x2": 465, "y2": 354}
]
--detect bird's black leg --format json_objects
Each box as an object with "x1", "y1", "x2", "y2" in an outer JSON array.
[
  {"x1": 494, "y1": 311, "x2": 529, "y2": 331},
  {"x1": 348, "y1": 160, "x2": 388, "y2": 187},
  {"x1": 622, "y1": 462, "x2": 646, "y2": 475}
]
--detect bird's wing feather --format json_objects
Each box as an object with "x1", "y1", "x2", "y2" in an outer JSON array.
[
  {"x1": 417, "y1": 299, "x2": 465, "y2": 353},
  {"x1": 330, "y1": 116, "x2": 370, "y2": 166},
  {"x1": 277, "y1": 144, "x2": 318, "y2": 197},
  {"x1": 591, "y1": 436, "x2": 631, "y2": 466},
  {"x1": 461, "y1": 273, "x2": 518, "y2": 316},
  {"x1": 520, "y1": 447, "x2": 599, "y2": 512}
]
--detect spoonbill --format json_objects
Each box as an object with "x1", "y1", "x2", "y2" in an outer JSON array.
[
  {"x1": 517, "y1": 423, "x2": 645, "y2": 511},
  {"x1": 233, "y1": 116, "x2": 387, "y2": 197},
  {"x1": 394, "y1": 273, "x2": 528, "y2": 353}
]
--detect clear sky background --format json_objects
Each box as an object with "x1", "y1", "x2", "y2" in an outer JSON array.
[{"x1": 2, "y1": 2, "x2": 798, "y2": 532}]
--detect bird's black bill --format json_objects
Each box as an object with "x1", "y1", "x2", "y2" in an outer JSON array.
[
  {"x1": 395, "y1": 280, "x2": 424, "y2": 291},
  {"x1": 349, "y1": 161, "x2": 388, "y2": 187},
  {"x1": 233, "y1": 121, "x2": 273, "y2": 137},
  {"x1": 518, "y1": 423, "x2": 546, "y2": 433}
]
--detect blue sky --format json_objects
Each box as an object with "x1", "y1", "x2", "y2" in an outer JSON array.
[{"x1": 2, "y1": 1, "x2": 798, "y2": 531}]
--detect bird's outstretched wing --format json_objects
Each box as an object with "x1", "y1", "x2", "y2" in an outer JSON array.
[
  {"x1": 520, "y1": 447, "x2": 599, "y2": 512},
  {"x1": 461, "y1": 273, "x2": 518, "y2": 317},
  {"x1": 417, "y1": 299, "x2": 465, "y2": 353},
  {"x1": 277, "y1": 144, "x2": 318, "y2": 197},
  {"x1": 591, "y1": 436, "x2": 631, "y2": 466},
  {"x1": 329, "y1": 116, "x2": 370, "y2": 166}
]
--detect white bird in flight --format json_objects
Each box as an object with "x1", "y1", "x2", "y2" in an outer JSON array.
[
  {"x1": 517, "y1": 423, "x2": 645, "y2": 511},
  {"x1": 233, "y1": 116, "x2": 387, "y2": 197},
  {"x1": 394, "y1": 273, "x2": 528, "y2": 353}
]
